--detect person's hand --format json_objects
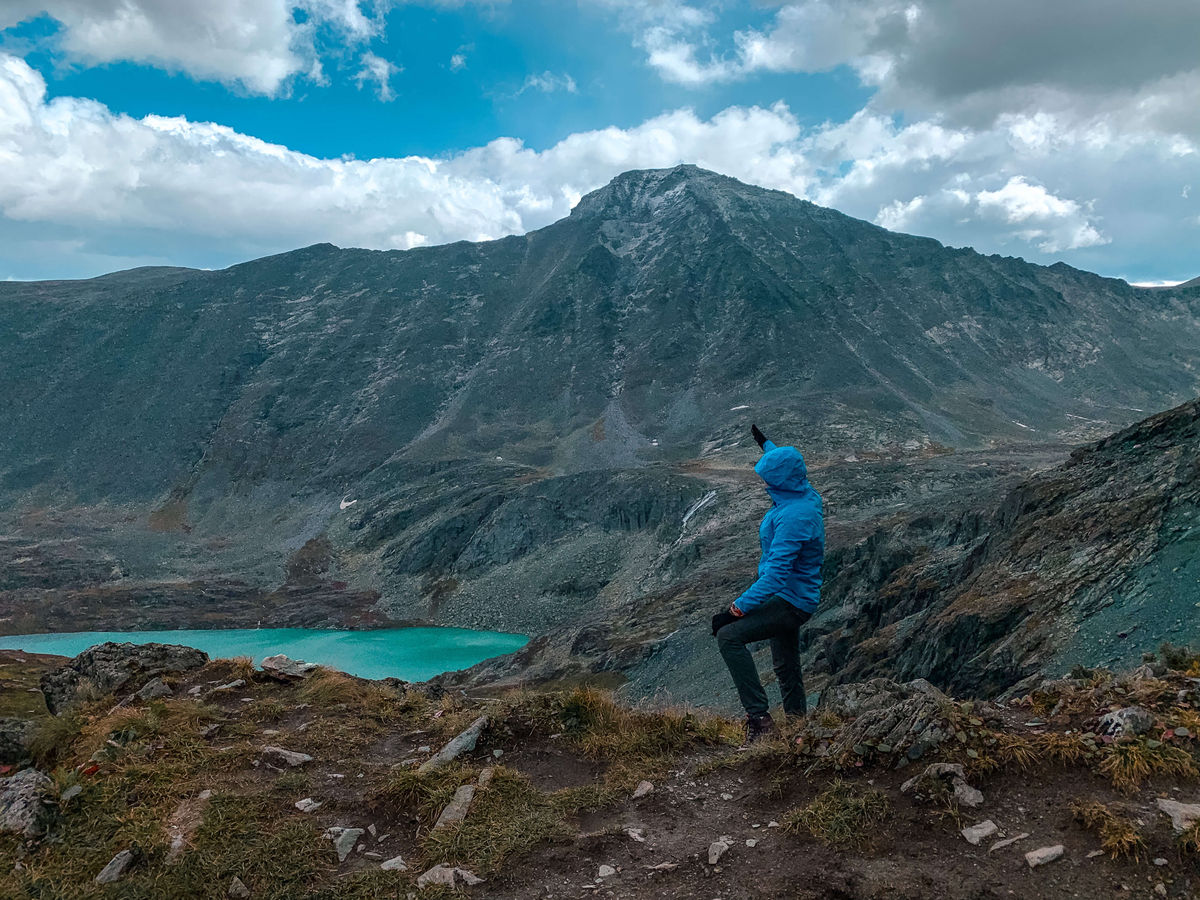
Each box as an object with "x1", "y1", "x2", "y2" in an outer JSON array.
[
  {"x1": 729, "y1": 603, "x2": 745, "y2": 617},
  {"x1": 751, "y1": 424, "x2": 767, "y2": 450},
  {"x1": 711, "y1": 610, "x2": 737, "y2": 635}
]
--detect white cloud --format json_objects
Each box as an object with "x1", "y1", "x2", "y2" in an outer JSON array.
[
  {"x1": 516, "y1": 71, "x2": 578, "y2": 95},
  {"x1": 600, "y1": 0, "x2": 1200, "y2": 144},
  {"x1": 0, "y1": 0, "x2": 390, "y2": 95},
  {"x1": 355, "y1": 51, "x2": 400, "y2": 101},
  {"x1": 450, "y1": 53, "x2": 466, "y2": 71},
  {"x1": 0, "y1": 54, "x2": 1191, "y2": 281}
]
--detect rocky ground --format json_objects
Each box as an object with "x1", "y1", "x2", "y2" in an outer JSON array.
[{"x1": 3, "y1": 643, "x2": 1200, "y2": 898}]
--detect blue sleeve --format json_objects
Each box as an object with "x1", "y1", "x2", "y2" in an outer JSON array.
[
  {"x1": 734, "y1": 515, "x2": 810, "y2": 614},
  {"x1": 761, "y1": 439, "x2": 778, "y2": 453}
]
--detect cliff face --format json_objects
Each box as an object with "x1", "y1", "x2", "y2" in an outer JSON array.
[{"x1": 1, "y1": 166, "x2": 1198, "y2": 699}]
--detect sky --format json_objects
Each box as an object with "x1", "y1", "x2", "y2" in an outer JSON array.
[{"x1": 0, "y1": 1, "x2": 1196, "y2": 283}]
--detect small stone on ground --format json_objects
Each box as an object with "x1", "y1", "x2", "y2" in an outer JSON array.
[{"x1": 1025, "y1": 845, "x2": 1064, "y2": 868}]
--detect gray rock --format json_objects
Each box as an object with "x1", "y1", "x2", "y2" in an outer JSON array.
[
  {"x1": 136, "y1": 678, "x2": 172, "y2": 701},
  {"x1": 597, "y1": 864, "x2": 616, "y2": 877},
  {"x1": 416, "y1": 864, "x2": 483, "y2": 888},
  {"x1": 432, "y1": 783, "x2": 477, "y2": 831},
  {"x1": 295, "y1": 797, "x2": 322, "y2": 813},
  {"x1": 819, "y1": 679, "x2": 953, "y2": 761},
  {"x1": 961, "y1": 820, "x2": 998, "y2": 845},
  {"x1": 261, "y1": 746, "x2": 313, "y2": 768},
  {"x1": 95, "y1": 848, "x2": 137, "y2": 884},
  {"x1": 1156, "y1": 798, "x2": 1200, "y2": 832},
  {"x1": 953, "y1": 779, "x2": 984, "y2": 808},
  {"x1": 212, "y1": 679, "x2": 246, "y2": 692},
  {"x1": 0, "y1": 768, "x2": 51, "y2": 837},
  {"x1": 819, "y1": 678, "x2": 948, "y2": 719},
  {"x1": 1098, "y1": 706, "x2": 1154, "y2": 739},
  {"x1": 0, "y1": 718, "x2": 32, "y2": 764},
  {"x1": 708, "y1": 840, "x2": 730, "y2": 865},
  {"x1": 632, "y1": 780, "x2": 654, "y2": 798},
  {"x1": 60, "y1": 784, "x2": 82, "y2": 803},
  {"x1": 989, "y1": 832, "x2": 1029, "y2": 852},
  {"x1": 1025, "y1": 845, "x2": 1064, "y2": 868},
  {"x1": 324, "y1": 826, "x2": 364, "y2": 863},
  {"x1": 228, "y1": 875, "x2": 251, "y2": 898},
  {"x1": 41, "y1": 642, "x2": 207, "y2": 714},
  {"x1": 261, "y1": 655, "x2": 319, "y2": 681},
  {"x1": 418, "y1": 715, "x2": 488, "y2": 774},
  {"x1": 380, "y1": 855, "x2": 407, "y2": 871},
  {"x1": 166, "y1": 789, "x2": 213, "y2": 862}
]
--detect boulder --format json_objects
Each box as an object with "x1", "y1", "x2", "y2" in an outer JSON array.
[
  {"x1": 0, "y1": 768, "x2": 52, "y2": 838},
  {"x1": 819, "y1": 677, "x2": 947, "y2": 719},
  {"x1": 1098, "y1": 706, "x2": 1155, "y2": 739},
  {"x1": 0, "y1": 718, "x2": 32, "y2": 765},
  {"x1": 41, "y1": 642, "x2": 207, "y2": 714},
  {"x1": 818, "y1": 678, "x2": 953, "y2": 761},
  {"x1": 261, "y1": 655, "x2": 319, "y2": 682}
]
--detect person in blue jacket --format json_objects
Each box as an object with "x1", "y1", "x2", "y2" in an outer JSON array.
[{"x1": 712, "y1": 424, "x2": 824, "y2": 742}]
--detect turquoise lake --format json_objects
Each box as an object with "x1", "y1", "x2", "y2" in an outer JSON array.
[{"x1": 0, "y1": 627, "x2": 529, "y2": 682}]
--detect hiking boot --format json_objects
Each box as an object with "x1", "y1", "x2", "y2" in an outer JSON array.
[{"x1": 744, "y1": 713, "x2": 776, "y2": 744}]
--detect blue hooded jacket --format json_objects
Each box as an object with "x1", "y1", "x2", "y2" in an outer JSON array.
[{"x1": 733, "y1": 440, "x2": 824, "y2": 615}]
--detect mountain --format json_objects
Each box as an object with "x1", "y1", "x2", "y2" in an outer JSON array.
[{"x1": 1, "y1": 166, "x2": 1198, "y2": 700}]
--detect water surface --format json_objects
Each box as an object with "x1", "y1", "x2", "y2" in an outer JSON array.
[{"x1": 0, "y1": 627, "x2": 528, "y2": 682}]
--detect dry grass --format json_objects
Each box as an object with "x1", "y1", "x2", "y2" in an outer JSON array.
[
  {"x1": 1071, "y1": 800, "x2": 1146, "y2": 860},
  {"x1": 421, "y1": 767, "x2": 590, "y2": 875},
  {"x1": 27, "y1": 711, "x2": 85, "y2": 768},
  {"x1": 1035, "y1": 731, "x2": 1093, "y2": 765},
  {"x1": 551, "y1": 687, "x2": 740, "y2": 778},
  {"x1": 782, "y1": 778, "x2": 890, "y2": 848},
  {"x1": 1179, "y1": 823, "x2": 1200, "y2": 855},
  {"x1": 1097, "y1": 738, "x2": 1198, "y2": 793},
  {"x1": 366, "y1": 763, "x2": 474, "y2": 825}
]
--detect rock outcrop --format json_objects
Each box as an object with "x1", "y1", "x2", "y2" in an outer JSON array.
[
  {"x1": 40, "y1": 642, "x2": 208, "y2": 714},
  {"x1": 0, "y1": 718, "x2": 31, "y2": 764},
  {"x1": 0, "y1": 768, "x2": 51, "y2": 838}
]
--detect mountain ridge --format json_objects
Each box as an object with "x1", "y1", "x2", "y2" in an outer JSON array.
[{"x1": 1, "y1": 165, "x2": 1198, "y2": 703}]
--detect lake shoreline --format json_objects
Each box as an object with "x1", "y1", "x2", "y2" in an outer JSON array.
[{"x1": 0, "y1": 626, "x2": 530, "y2": 682}]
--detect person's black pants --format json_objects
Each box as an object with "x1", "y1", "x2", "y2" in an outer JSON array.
[{"x1": 716, "y1": 597, "x2": 811, "y2": 718}]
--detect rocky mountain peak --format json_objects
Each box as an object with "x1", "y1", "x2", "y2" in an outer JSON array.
[{"x1": 569, "y1": 164, "x2": 786, "y2": 223}]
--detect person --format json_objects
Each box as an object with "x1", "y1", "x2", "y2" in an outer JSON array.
[{"x1": 712, "y1": 423, "x2": 824, "y2": 743}]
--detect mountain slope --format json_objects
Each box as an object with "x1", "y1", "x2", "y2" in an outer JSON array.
[
  {"x1": 3, "y1": 166, "x2": 1198, "y2": 506},
  {"x1": 456, "y1": 397, "x2": 1199, "y2": 702},
  {"x1": 1, "y1": 166, "x2": 1198, "y2": 696}
]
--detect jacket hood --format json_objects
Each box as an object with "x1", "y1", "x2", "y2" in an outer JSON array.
[{"x1": 754, "y1": 443, "x2": 810, "y2": 500}]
